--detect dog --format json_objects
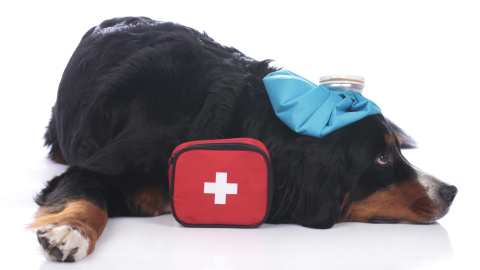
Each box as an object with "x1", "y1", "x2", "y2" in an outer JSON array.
[{"x1": 29, "y1": 17, "x2": 458, "y2": 262}]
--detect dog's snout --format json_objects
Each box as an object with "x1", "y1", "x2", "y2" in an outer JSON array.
[{"x1": 440, "y1": 185, "x2": 458, "y2": 203}]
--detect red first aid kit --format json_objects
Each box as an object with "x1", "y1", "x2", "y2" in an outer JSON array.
[{"x1": 168, "y1": 138, "x2": 273, "y2": 228}]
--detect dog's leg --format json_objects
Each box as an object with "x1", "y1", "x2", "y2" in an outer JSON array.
[
  {"x1": 28, "y1": 167, "x2": 116, "y2": 262},
  {"x1": 131, "y1": 185, "x2": 170, "y2": 217},
  {"x1": 30, "y1": 200, "x2": 107, "y2": 262}
]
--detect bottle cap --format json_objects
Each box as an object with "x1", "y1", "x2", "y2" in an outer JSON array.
[{"x1": 319, "y1": 75, "x2": 365, "y2": 85}]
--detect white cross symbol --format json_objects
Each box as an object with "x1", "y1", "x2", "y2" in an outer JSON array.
[{"x1": 204, "y1": 172, "x2": 238, "y2": 204}]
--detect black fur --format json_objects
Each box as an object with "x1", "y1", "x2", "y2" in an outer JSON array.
[{"x1": 36, "y1": 17, "x2": 418, "y2": 229}]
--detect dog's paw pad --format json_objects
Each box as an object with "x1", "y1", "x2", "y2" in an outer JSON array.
[{"x1": 35, "y1": 225, "x2": 89, "y2": 262}]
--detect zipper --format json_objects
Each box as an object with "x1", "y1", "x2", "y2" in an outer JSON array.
[
  {"x1": 165, "y1": 151, "x2": 177, "y2": 176},
  {"x1": 169, "y1": 142, "x2": 266, "y2": 166}
]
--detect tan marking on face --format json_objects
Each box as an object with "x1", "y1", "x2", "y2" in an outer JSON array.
[
  {"x1": 338, "y1": 179, "x2": 438, "y2": 224},
  {"x1": 132, "y1": 186, "x2": 169, "y2": 216},
  {"x1": 384, "y1": 134, "x2": 395, "y2": 147},
  {"x1": 29, "y1": 200, "x2": 108, "y2": 254},
  {"x1": 397, "y1": 136, "x2": 403, "y2": 146}
]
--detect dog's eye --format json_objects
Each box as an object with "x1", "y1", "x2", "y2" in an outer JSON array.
[{"x1": 376, "y1": 153, "x2": 389, "y2": 165}]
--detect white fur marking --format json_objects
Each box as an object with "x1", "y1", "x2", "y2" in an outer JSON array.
[
  {"x1": 35, "y1": 225, "x2": 89, "y2": 262},
  {"x1": 415, "y1": 168, "x2": 445, "y2": 203}
]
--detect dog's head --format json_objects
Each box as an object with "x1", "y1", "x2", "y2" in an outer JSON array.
[
  {"x1": 266, "y1": 113, "x2": 457, "y2": 229},
  {"x1": 336, "y1": 114, "x2": 457, "y2": 225}
]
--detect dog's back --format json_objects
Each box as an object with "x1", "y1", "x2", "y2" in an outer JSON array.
[{"x1": 47, "y1": 17, "x2": 276, "y2": 168}]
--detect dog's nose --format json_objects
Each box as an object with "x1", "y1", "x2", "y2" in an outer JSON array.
[{"x1": 440, "y1": 185, "x2": 458, "y2": 203}]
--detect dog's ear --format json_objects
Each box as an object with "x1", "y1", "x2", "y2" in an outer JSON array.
[
  {"x1": 299, "y1": 184, "x2": 342, "y2": 229},
  {"x1": 267, "y1": 138, "x2": 345, "y2": 229},
  {"x1": 385, "y1": 118, "x2": 417, "y2": 149},
  {"x1": 296, "y1": 145, "x2": 345, "y2": 229}
]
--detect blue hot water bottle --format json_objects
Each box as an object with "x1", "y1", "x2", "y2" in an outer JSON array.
[{"x1": 263, "y1": 70, "x2": 382, "y2": 138}]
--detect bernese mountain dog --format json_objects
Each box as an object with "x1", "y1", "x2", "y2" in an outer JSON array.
[{"x1": 29, "y1": 17, "x2": 458, "y2": 262}]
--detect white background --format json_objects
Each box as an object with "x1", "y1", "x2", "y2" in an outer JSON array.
[{"x1": 0, "y1": 0, "x2": 479, "y2": 269}]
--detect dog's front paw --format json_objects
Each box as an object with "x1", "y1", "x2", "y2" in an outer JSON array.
[{"x1": 36, "y1": 225, "x2": 89, "y2": 262}]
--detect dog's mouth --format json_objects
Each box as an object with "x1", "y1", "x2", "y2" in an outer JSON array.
[{"x1": 368, "y1": 217, "x2": 400, "y2": 224}]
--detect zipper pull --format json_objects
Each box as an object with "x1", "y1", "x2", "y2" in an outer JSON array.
[{"x1": 166, "y1": 152, "x2": 176, "y2": 176}]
